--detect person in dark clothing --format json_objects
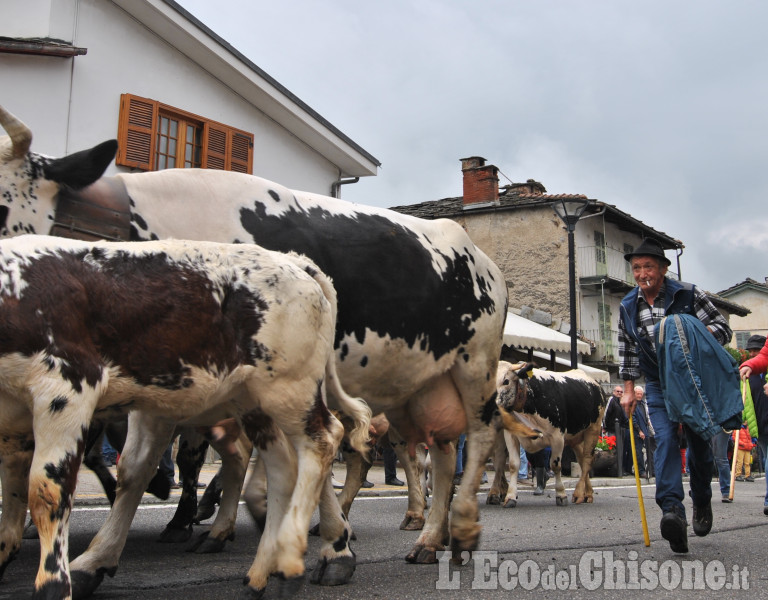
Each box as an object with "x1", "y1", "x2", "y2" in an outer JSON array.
[
  {"x1": 604, "y1": 385, "x2": 630, "y2": 474},
  {"x1": 744, "y1": 334, "x2": 768, "y2": 515}
]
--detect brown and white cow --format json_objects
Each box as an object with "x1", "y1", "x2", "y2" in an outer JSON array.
[
  {"x1": 0, "y1": 104, "x2": 508, "y2": 593},
  {"x1": 0, "y1": 234, "x2": 370, "y2": 600},
  {"x1": 488, "y1": 361, "x2": 606, "y2": 508}
]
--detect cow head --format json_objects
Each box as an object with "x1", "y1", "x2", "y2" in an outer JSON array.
[
  {"x1": 495, "y1": 360, "x2": 537, "y2": 412},
  {"x1": 0, "y1": 104, "x2": 118, "y2": 238}
]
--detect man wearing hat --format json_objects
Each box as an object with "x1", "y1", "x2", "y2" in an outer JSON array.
[
  {"x1": 618, "y1": 238, "x2": 732, "y2": 553},
  {"x1": 739, "y1": 334, "x2": 768, "y2": 515}
]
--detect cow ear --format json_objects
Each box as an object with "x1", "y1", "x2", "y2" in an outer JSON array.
[
  {"x1": 516, "y1": 364, "x2": 532, "y2": 379},
  {"x1": 43, "y1": 139, "x2": 118, "y2": 190}
]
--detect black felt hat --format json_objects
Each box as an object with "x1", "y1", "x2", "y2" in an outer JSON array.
[
  {"x1": 623, "y1": 238, "x2": 671, "y2": 267},
  {"x1": 746, "y1": 335, "x2": 766, "y2": 351}
]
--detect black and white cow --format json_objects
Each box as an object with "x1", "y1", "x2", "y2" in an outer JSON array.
[
  {"x1": 488, "y1": 361, "x2": 606, "y2": 508},
  {"x1": 0, "y1": 105, "x2": 508, "y2": 589},
  {"x1": 0, "y1": 234, "x2": 371, "y2": 599}
]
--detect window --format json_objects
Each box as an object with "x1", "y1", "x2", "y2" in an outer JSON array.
[
  {"x1": 736, "y1": 332, "x2": 751, "y2": 349},
  {"x1": 115, "y1": 94, "x2": 253, "y2": 173},
  {"x1": 594, "y1": 231, "x2": 607, "y2": 276}
]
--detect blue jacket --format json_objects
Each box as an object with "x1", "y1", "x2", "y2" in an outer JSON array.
[
  {"x1": 620, "y1": 278, "x2": 695, "y2": 380},
  {"x1": 655, "y1": 313, "x2": 742, "y2": 440}
]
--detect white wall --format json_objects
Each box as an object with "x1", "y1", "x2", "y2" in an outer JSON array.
[{"x1": 2, "y1": 0, "x2": 350, "y2": 198}]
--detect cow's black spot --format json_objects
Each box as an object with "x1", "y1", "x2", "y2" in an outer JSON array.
[
  {"x1": 49, "y1": 396, "x2": 68, "y2": 413},
  {"x1": 360, "y1": 356, "x2": 368, "y2": 367},
  {"x1": 480, "y1": 392, "x2": 498, "y2": 426},
  {"x1": 332, "y1": 528, "x2": 350, "y2": 552}
]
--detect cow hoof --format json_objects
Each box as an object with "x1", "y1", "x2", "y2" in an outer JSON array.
[
  {"x1": 399, "y1": 515, "x2": 425, "y2": 531},
  {"x1": 274, "y1": 573, "x2": 305, "y2": 598},
  {"x1": 486, "y1": 494, "x2": 500, "y2": 505},
  {"x1": 71, "y1": 566, "x2": 116, "y2": 600},
  {"x1": 556, "y1": 496, "x2": 568, "y2": 506},
  {"x1": 157, "y1": 525, "x2": 193, "y2": 543},
  {"x1": 405, "y1": 544, "x2": 439, "y2": 564},
  {"x1": 503, "y1": 498, "x2": 517, "y2": 508},
  {"x1": 185, "y1": 530, "x2": 229, "y2": 553},
  {"x1": 193, "y1": 502, "x2": 217, "y2": 524},
  {"x1": 572, "y1": 495, "x2": 585, "y2": 505},
  {"x1": 240, "y1": 584, "x2": 266, "y2": 599},
  {"x1": 310, "y1": 555, "x2": 356, "y2": 586},
  {"x1": 146, "y1": 473, "x2": 171, "y2": 500},
  {"x1": 586, "y1": 496, "x2": 594, "y2": 503},
  {"x1": 22, "y1": 520, "x2": 39, "y2": 540}
]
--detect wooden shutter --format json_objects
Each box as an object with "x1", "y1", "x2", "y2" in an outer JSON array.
[
  {"x1": 116, "y1": 94, "x2": 158, "y2": 170},
  {"x1": 203, "y1": 122, "x2": 253, "y2": 173}
]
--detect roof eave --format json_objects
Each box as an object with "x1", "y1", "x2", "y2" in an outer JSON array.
[{"x1": 112, "y1": 0, "x2": 379, "y2": 177}]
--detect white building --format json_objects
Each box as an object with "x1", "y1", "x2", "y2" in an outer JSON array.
[{"x1": 2, "y1": 0, "x2": 379, "y2": 195}]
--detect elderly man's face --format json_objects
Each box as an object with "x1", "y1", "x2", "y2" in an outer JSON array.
[
  {"x1": 631, "y1": 256, "x2": 667, "y2": 296},
  {"x1": 635, "y1": 388, "x2": 645, "y2": 401},
  {"x1": 612, "y1": 386, "x2": 623, "y2": 398},
  {"x1": 749, "y1": 349, "x2": 761, "y2": 358}
]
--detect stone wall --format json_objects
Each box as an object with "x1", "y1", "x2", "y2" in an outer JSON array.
[{"x1": 455, "y1": 205, "x2": 574, "y2": 326}]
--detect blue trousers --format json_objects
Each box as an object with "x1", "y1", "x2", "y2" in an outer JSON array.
[
  {"x1": 711, "y1": 429, "x2": 731, "y2": 497},
  {"x1": 646, "y1": 378, "x2": 713, "y2": 517},
  {"x1": 757, "y1": 436, "x2": 768, "y2": 506}
]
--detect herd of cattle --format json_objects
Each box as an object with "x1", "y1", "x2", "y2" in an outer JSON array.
[{"x1": 0, "y1": 105, "x2": 607, "y2": 599}]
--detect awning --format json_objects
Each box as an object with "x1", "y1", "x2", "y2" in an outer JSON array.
[
  {"x1": 528, "y1": 350, "x2": 611, "y2": 383},
  {"x1": 503, "y1": 312, "x2": 590, "y2": 355}
]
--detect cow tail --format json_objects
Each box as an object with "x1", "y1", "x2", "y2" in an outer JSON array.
[{"x1": 296, "y1": 254, "x2": 372, "y2": 457}]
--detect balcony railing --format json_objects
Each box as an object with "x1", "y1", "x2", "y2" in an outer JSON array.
[
  {"x1": 578, "y1": 245, "x2": 679, "y2": 284},
  {"x1": 581, "y1": 328, "x2": 620, "y2": 364}
]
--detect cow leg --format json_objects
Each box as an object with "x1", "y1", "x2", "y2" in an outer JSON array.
[
  {"x1": 28, "y1": 385, "x2": 97, "y2": 599},
  {"x1": 448, "y1": 368, "x2": 499, "y2": 561},
  {"x1": 70, "y1": 413, "x2": 174, "y2": 599},
  {"x1": 157, "y1": 430, "x2": 207, "y2": 543},
  {"x1": 187, "y1": 435, "x2": 252, "y2": 553},
  {"x1": 405, "y1": 440, "x2": 455, "y2": 563},
  {"x1": 194, "y1": 470, "x2": 222, "y2": 523},
  {"x1": 0, "y1": 448, "x2": 32, "y2": 579},
  {"x1": 243, "y1": 452, "x2": 268, "y2": 531},
  {"x1": 573, "y1": 422, "x2": 601, "y2": 504},
  {"x1": 549, "y1": 436, "x2": 568, "y2": 506},
  {"x1": 336, "y1": 446, "x2": 367, "y2": 519},
  {"x1": 486, "y1": 429, "x2": 508, "y2": 505},
  {"x1": 243, "y1": 407, "x2": 344, "y2": 597},
  {"x1": 390, "y1": 428, "x2": 427, "y2": 531},
  {"x1": 83, "y1": 422, "x2": 117, "y2": 505},
  {"x1": 502, "y1": 432, "x2": 521, "y2": 508}
]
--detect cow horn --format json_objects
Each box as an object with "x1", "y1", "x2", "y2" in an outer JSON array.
[{"x1": 0, "y1": 105, "x2": 32, "y2": 159}]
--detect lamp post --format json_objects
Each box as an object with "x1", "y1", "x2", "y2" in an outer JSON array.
[{"x1": 553, "y1": 199, "x2": 591, "y2": 369}]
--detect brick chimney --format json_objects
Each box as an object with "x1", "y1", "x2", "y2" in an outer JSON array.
[{"x1": 461, "y1": 156, "x2": 499, "y2": 207}]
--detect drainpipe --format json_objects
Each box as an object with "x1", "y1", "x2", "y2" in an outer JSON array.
[
  {"x1": 331, "y1": 177, "x2": 359, "y2": 199},
  {"x1": 675, "y1": 246, "x2": 684, "y2": 280}
]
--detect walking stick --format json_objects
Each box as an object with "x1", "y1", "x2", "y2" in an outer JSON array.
[
  {"x1": 728, "y1": 385, "x2": 746, "y2": 501},
  {"x1": 629, "y1": 414, "x2": 650, "y2": 547}
]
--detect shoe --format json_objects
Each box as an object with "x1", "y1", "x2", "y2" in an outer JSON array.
[
  {"x1": 361, "y1": 480, "x2": 374, "y2": 488},
  {"x1": 170, "y1": 481, "x2": 180, "y2": 489},
  {"x1": 745, "y1": 476, "x2": 755, "y2": 482},
  {"x1": 332, "y1": 477, "x2": 344, "y2": 489},
  {"x1": 692, "y1": 502, "x2": 712, "y2": 537},
  {"x1": 385, "y1": 477, "x2": 405, "y2": 486},
  {"x1": 722, "y1": 494, "x2": 733, "y2": 503},
  {"x1": 660, "y1": 509, "x2": 688, "y2": 553},
  {"x1": 736, "y1": 475, "x2": 745, "y2": 482},
  {"x1": 481, "y1": 472, "x2": 488, "y2": 484},
  {"x1": 196, "y1": 482, "x2": 206, "y2": 488}
]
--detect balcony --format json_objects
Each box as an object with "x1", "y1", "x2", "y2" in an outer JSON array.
[
  {"x1": 581, "y1": 328, "x2": 619, "y2": 366},
  {"x1": 578, "y1": 245, "x2": 678, "y2": 293}
]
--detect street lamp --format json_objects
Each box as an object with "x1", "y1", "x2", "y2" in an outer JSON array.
[{"x1": 553, "y1": 198, "x2": 591, "y2": 369}]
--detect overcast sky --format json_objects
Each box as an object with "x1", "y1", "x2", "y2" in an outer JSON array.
[{"x1": 177, "y1": 0, "x2": 768, "y2": 295}]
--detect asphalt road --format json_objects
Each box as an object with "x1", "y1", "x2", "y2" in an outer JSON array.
[{"x1": 2, "y1": 478, "x2": 767, "y2": 599}]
